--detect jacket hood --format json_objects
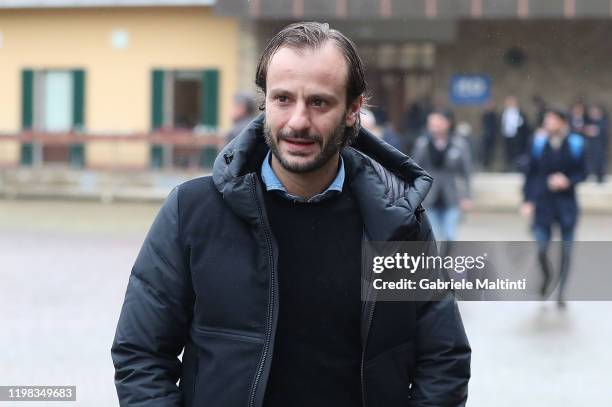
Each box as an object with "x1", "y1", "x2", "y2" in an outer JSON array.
[{"x1": 212, "y1": 114, "x2": 433, "y2": 241}]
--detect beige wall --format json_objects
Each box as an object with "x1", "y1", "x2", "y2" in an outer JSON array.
[
  {"x1": 0, "y1": 7, "x2": 239, "y2": 133},
  {"x1": 0, "y1": 139, "x2": 20, "y2": 166},
  {"x1": 86, "y1": 139, "x2": 149, "y2": 169}
]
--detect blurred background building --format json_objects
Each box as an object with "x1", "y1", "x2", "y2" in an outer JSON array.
[
  {"x1": 1, "y1": 0, "x2": 611, "y2": 207},
  {"x1": 0, "y1": 0, "x2": 236, "y2": 171},
  {"x1": 2, "y1": 3, "x2": 612, "y2": 406},
  {"x1": 221, "y1": 0, "x2": 612, "y2": 170},
  {"x1": 1, "y1": 0, "x2": 612, "y2": 173}
]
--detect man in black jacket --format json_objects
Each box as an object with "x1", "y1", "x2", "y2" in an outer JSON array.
[
  {"x1": 112, "y1": 22, "x2": 470, "y2": 407},
  {"x1": 522, "y1": 108, "x2": 587, "y2": 307}
]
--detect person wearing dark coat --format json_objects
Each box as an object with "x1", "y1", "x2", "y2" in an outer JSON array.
[
  {"x1": 531, "y1": 94, "x2": 547, "y2": 128},
  {"x1": 522, "y1": 108, "x2": 587, "y2": 308},
  {"x1": 501, "y1": 96, "x2": 531, "y2": 171},
  {"x1": 225, "y1": 92, "x2": 257, "y2": 144},
  {"x1": 112, "y1": 22, "x2": 470, "y2": 407},
  {"x1": 480, "y1": 100, "x2": 498, "y2": 170},
  {"x1": 568, "y1": 101, "x2": 587, "y2": 136},
  {"x1": 584, "y1": 104, "x2": 609, "y2": 183},
  {"x1": 412, "y1": 110, "x2": 473, "y2": 257}
]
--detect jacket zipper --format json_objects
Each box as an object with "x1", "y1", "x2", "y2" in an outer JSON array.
[
  {"x1": 360, "y1": 233, "x2": 377, "y2": 407},
  {"x1": 360, "y1": 299, "x2": 376, "y2": 406},
  {"x1": 248, "y1": 175, "x2": 276, "y2": 407}
]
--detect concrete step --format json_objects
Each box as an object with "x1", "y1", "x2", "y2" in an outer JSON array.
[
  {"x1": 1, "y1": 168, "x2": 611, "y2": 213},
  {"x1": 472, "y1": 173, "x2": 612, "y2": 213}
]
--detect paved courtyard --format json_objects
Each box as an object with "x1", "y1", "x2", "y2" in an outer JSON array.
[{"x1": 1, "y1": 199, "x2": 611, "y2": 406}]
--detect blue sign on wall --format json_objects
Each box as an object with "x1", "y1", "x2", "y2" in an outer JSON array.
[{"x1": 449, "y1": 74, "x2": 491, "y2": 106}]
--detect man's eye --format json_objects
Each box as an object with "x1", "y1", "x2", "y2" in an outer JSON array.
[
  {"x1": 311, "y1": 98, "x2": 326, "y2": 107},
  {"x1": 276, "y1": 95, "x2": 289, "y2": 103}
]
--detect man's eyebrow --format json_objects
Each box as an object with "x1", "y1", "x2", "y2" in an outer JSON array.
[
  {"x1": 268, "y1": 89, "x2": 339, "y2": 103},
  {"x1": 308, "y1": 92, "x2": 338, "y2": 102},
  {"x1": 268, "y1": 88, "x2": 292, "y2": 95}
]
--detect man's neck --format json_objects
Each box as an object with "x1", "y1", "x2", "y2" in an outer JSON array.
[
  {"x1": 549, "y1": 129, "x2": 568, "y2": 149},
  {"x1": 432, "y1": 133, "x2": 449, "y2": 148},
  {"x1": 270, "y1": 154, "x2": 340, "y2": 200}
]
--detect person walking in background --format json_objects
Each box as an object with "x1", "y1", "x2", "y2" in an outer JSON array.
[
  {"x1": 568, "y1": 101, "x2": 587, "y2": 136},
  {"x1": 359, "y1": 108, "x2": 382, "y2": 138},
  {"x1": 224, "y1": 92, "x2": 257, "y2": 144},
  {"x1": 413, "y1": 110, "x2": 473, "y2": 255},
  {"x1": 402, "y1": 98, "x2": 434, "y2": 153},
  {"x1": 584, "y1": 104, "x2": 609, "y2": 183},
  {"x1": 381, "y1": 121, "x2": 405, "y2": 152},
  {"x1": 361, "y1": 108, "x2": 405, "y2": 152},
  {"x1": 532, "y1": 94, "x2": 548, "y2": 129},
  {"x1": 480, "y1": 100, "x2": 499, "y2": 170},
  {"x1": 403, "y1": 101, "x2": 427, "y2": 139},
  {"x1": 522, "y1": 108, "x2": 587, "y2": 308},
  {"x1": 501, "y1": 96, "x2": 530, "y2": 171},
  {"x1": 456, "y1": 121, "x2": 476, "y2": 161}
]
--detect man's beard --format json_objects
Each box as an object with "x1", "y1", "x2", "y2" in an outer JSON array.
[{"x1": 263, "y1": 118, "x2": 349, "y2": 174}]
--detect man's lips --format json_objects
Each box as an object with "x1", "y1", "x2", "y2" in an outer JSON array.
[
  {"x1": 280, "y1": 137, "x2": 319, "y2": 155},
  {"x1": 281, "y1": 137, "x2": 317, "y2": 145}
]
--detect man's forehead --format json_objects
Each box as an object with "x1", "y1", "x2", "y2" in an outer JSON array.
[{"x1": 266, "y1": 42, "x2": 348, "y2": 95}]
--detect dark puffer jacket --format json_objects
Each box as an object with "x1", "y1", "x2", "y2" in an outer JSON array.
[{"x1": 111, "y1": 114, "x2": 471, "y2": 407}]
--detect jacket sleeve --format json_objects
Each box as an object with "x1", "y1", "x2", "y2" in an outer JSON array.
[
  {"x1": 522, "y1": 143, "x2": 538, "y2": 203},
  {"x1": 409, "y1": 213, "x2": 471, "y2": 407},
  {"x1": 457, "y1": 138, "x2": 473, "y2": 200},
  {"x1": 411, "y1": 136, "x2": 428, "y2": 166},
  {"x1": 111, "y1": 187, "x2": 194, "y2": 406},
  {"x1": 568, "y1": 141, "x2": 587, "y2": 187}
]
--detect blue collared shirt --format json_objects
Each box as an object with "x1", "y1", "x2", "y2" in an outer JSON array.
[{"x1": 260, "y1": 151, "x2": 345, "y2": 203}]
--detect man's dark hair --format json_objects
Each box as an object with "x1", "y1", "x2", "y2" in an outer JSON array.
[
  {"x1": 429, "y1": 108, "x2": 456, "y2": 132},
  {"x1": 546, "y1": 107, "x2": 569, "y2": 122},
  {"x1": 429, "y1": 108, "x2": 454, "y2": 123},
  {"x1": 255, "y1": 21, "x2": 367, "y2": 109}
]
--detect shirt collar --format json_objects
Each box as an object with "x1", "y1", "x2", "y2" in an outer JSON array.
[{"x1": 260, "y1": 151, "x2": 345, "y2": 203}]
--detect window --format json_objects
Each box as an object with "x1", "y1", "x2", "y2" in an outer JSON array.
[
  {"x1": 21, "y1": 69, "x2": 86, "y2": 132},
  {"x1": 43, "y1": 71, "x2": 73, "y2": 132},
  {"x1": 151, "y1": 69, "x2": 219, "y2": 131}
]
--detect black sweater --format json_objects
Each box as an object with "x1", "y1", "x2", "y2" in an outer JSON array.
[{"x1": 262, "y1": 182, "x2": 364, "y2": 407}]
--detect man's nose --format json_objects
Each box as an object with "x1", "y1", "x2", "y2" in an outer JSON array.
[{"x1": 287, "y1": 101, "x2": 310, "y2": 133}]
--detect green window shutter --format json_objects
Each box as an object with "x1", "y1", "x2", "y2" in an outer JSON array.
[
  {"x1": 150, "y1": 144, "x2": 164, "y2": 169},
  {"x1": 20, "y1": 143, "x2": 33, "y2": 166},
  {"x1": 72, "y1": 69, "x2": 85, "y2": 131},
  {"x1": 152, "y1": 70, "x2": 165, "y2": 130},
  {"x1": 201, "y1": 69, "x2": 219, "y2": 128},
  {"x1": 22, "y1": 70, "x2": 34, "y2": 130},
  {"x1": 69, "y1": 143, "x2": 85, "y2": 168}
]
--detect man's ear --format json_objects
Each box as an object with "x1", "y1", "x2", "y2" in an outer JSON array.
[{"x1": 345, "y1": 95, "x2": 364, "y2": 127}]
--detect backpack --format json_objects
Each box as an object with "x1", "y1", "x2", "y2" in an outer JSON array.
[{"x1": 531, "y1": 132, "x2": 584, "y2": 161}]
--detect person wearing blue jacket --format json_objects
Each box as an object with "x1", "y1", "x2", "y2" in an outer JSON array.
[{"x1": 522, "y1": 108, "x2": 587, "y2": 308}]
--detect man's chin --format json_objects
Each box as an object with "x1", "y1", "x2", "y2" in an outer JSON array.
[
  {"x1": 278, "y1": 157, "x2": 320, "y2": 174},
  {"x1": 275, "y1": 149, "x2": 333, "y2": 173},
  {"x1": 278, "y1": 147, "x2": 318, "y2": 162}
]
